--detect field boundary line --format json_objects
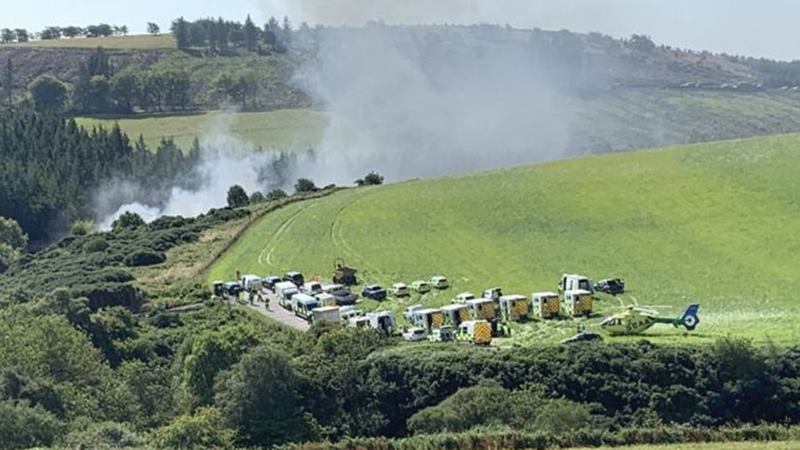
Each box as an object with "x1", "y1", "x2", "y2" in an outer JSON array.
[{"x1": 198, "y1": 188, "x2": 345, "y2": 280}]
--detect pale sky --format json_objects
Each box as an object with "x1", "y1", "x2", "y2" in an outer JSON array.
[{"x1": 5, "y1": 0, "x2": 800, "y2": 60}]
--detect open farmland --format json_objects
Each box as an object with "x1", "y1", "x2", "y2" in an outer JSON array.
[
  {"x1": 208, "y1": 132, "x2": 800, "y2": 345},
  {"x1": 75, "y1": 108, "x2": 328, "y2": 151},
  {"x1": 4, "y1": 34, "x2": 175, "y2": 49}
]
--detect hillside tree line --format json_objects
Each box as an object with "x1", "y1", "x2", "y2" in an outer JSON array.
[
  {"x1": 0, "y1": 108, "x2": 199, "y2": 244},
  {"x1": 0, "y1": 24, "x2": 128, "y2": 44},
  {"x1": 171, "y1": 15, "x2": 296, "y2": 54}
]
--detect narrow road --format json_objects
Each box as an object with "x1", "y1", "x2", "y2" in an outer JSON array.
[{"x1": 238, "y1": 290, "x2": 310, "y2": 331}]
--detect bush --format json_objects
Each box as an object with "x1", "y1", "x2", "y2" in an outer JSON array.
[
  {"x1": 294, "y1": 178, "x2": 317, "y2": 193},
  {"x1": 152, "y1": 407, "x2": 235, "y2": 450},
  {"x1": 0, "y1": 400, "x2": 63, "y2": 449},
  {"x1": 69, "y1": 219, "x2": 97, "y2": 236},
  {"x1": 112, "y1": 212, "x2": 145, "y2": 232},
  {"x1": 265, "y1": 188, "x2": 288, "y2": 201},
  {"x1": 85, "y1": 237, "x2": 110, "y2": 253},
  {"x1": 124, "y1": 250, "x2": 166, "y2": 267},
  {"x1": 249, "y1": 191, "x2": 266, "y2": 203},
  {"x1": 356, "y1": 171, "x2": 384, "y2": 186},
  {"x1": 62, "y1": 421, "x2": 144, "y2": 449}
]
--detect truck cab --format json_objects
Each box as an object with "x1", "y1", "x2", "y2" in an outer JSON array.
[
  {"x1": 302, "y1": 281, "x2": 323, "y2": 295},
  {"x1": 483, "y1": 287, "x2": 503, "y2": 300},
  {"x1": 559, "y1": 274, "x2": 593, "y2": 294}
]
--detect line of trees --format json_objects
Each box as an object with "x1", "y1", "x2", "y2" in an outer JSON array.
[
  {"x1": 171, "y1": 15, "x2": 295, "y2": 54},
  {"x1": 0, "y1": 108, "x2": 198, "y2": 243},
  {"x1": 0, "y1": 24, "x2": 129, "y2": 44},
  {"x1": 25, "y1": 47, "x2": 192, "y2": 114}
]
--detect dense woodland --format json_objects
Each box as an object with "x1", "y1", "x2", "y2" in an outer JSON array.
[{"x1": 0, "y1": 109, "x2": 198, "y2": 244}]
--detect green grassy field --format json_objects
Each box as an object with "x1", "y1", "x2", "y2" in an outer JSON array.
[
  {"x1": 75, "y1": 108, "x2": 328, "y2": 151},
  {"x1": 208, "y1": 133, "x2": 800, "y2": 344},
  {"x1": 3, "y1": 34, "x2": 175, "y2": 49},
  {"x1": 567, "y1": 442, "x2": 799, "y2": 450}
]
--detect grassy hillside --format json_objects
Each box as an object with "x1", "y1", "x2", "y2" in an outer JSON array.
[
  {"x1": 76, "y1": 108, "x2": 327, "y2": 151},
  {"x1": 76, "y1": 88, "x2": 800, "y2": 153},
  {"x1": 5, "y1": 34, "x2": 174, "y2": 49},
  {"x1": 208, "y1": 132, "x2": 800, "y2": 344}
]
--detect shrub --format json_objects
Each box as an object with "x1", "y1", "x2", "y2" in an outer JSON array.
[
  {"x1": 265, "y1": 188, "x2": 288, "y2": 201},
  {"x1": 112, "y1": 212, "x2": 145, "y2": 232},
  {"x1": 356, "y1": 171, "x2": 384, "y2": 186},
  {"x1": 85, "y1": 237, "x2": 110, "y2": 253},
  {"x1": 294, "y1": 178, "x2": 317, "y2": 193},
  {"x1": 249, "y1": 191, "x2": 266, "y2": 203},
  {"x1": 124, "y1": 250, "x2": 166, "y2": 267},
  {"x1": 0, "y1": 400, "x2": 63, "y2": 449},
  {"x1": 69, "y1": 219, "x2": 97, "y2": 236},
  {"x1": 151, "y1": 407, "x2": 235, "y2": 450}
]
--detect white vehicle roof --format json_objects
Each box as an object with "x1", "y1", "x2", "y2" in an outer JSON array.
[
  {"x1": 499, "y1": 294, "x2": 527, "y2": 301},
  {"x1": 442, "y1": 303, "x2": 468, "y2": 311},
  {"x1": 565, "y1": 289, "x2": 593, "y2": 296},
  {"x1": 316, "y1": 292, "x2": 334, "y2": 299},
  {"x1": 533, "y1": 291, "x2": 559, "y2": 298},
  {"x1": 416, "y1": 308, "x2": 442, "y2": 314},
  {"x1": 563, "y1": 274, "x2": 589, "y2": 280},
  {"x1": 367, "y1": 310, "x2": 395, "y2": 318},
  {"x1": 466, "y1": 298, "x2": 494, "y2": 305},
  {"x1": 293, "y1": 293, "x2": 317, "y2": 302},
  {"x1": 455, "y1": 292, "x2": 475, "y2": 298},
  {"x1": 242, "y1": 274, "x2": 261, "y2": 280},
  {"x1": 275, "y1": 281, "x2": 297, "y2": 289},
  {"x1": 431, "y1": 275, "x2": 448, "y2": 281},
  {"x1": 393, "y1": 282, "x2": 408, "y2": 288},
  {"x1": 304, "y1": 281, "x2": 322, "y2": 287},
  {"x1": 313, "y1": 306, "x2": 340, "y2": 313},
  {"x1": 412, "y1": 280, "x2": 430, "y2": 285}
]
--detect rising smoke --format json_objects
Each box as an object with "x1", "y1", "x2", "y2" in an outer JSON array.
[
  {"x1": 293, "y1": 25, "x2": 570, "y2": 184},
  {"x1": 98, "y1": 5, "x2": 575, "y2": 226}
]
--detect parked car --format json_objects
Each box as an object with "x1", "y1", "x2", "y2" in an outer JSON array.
[
  {"x1": 263, "y1": 276, "x2": 282, "y2": 291},
  {"x1": 593, "y1": 278, "x2": 625, "y2": 295},
  {"x1": 362, "y1": 284, "x2": 387, "y2": 300},
  {"x1": 430, "y1": 276, "x2": 449, "y2": 289},
  {"x1": 284, "y1": 271, "x2": 305, "y2": 287},
  {"x1": 411, "y1": 280, "x2": 432, "y2": 294},
  {"x1": 392, "y1": 283, "x2": 410, "y2": 297},
  {"x1": 453, "y1": 292, "x2": 476, "y2": 303},
  {"x1": 402, "y1": 327, "x2": 428, "y2": 342}
]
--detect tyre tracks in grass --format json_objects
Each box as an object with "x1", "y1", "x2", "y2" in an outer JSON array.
[{"x1": 329, "y1": 188, "x2": 389, "y2": 282}]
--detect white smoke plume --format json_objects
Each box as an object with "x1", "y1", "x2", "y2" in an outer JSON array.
[
  {"x1": 291, "y1": 25, "x2": 570, "y2": 185},
  {"x1": 96, "y1": 112, "x2": 287, "y2": 229}
]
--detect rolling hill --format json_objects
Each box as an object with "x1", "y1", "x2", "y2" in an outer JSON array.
[{"x1": 208, "y1": 132, "x2": 800, "y2": 344}]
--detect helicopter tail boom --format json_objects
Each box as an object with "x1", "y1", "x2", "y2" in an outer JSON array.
[{"x1": 679, "y1": 304, "x2": 700, "y2": 331}]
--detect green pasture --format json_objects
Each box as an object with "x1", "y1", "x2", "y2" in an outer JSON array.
[
  {"x1": 75, "y1": 108, "x2": 328, "y2": 152},
  {"x1": 3, "y1": 34, "x2": 175, "y2": 49},
  {"x1": 208, "y1": 133, "x2": 800, "y2": 344}
]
